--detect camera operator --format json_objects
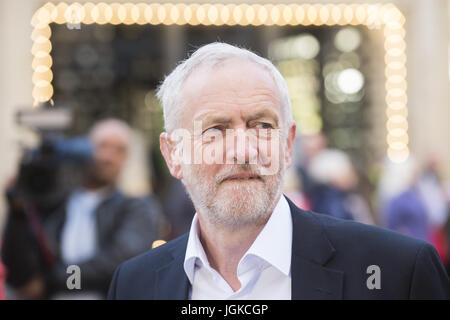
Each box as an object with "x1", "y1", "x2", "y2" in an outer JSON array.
[{"x1": 1, "y1": 118, "x2": 163, "y2": 299}]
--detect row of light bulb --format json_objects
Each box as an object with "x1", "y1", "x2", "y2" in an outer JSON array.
[{"x1": 31, "y1": 2, "x2": 408, "y2": 162}]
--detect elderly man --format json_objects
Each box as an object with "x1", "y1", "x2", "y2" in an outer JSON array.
[
  {"x1": 108, "y1": 43, "x2": 449, "y2": 300},
  {"x1": 2, "y1": 118, "x2": 162, "y2": 299}
]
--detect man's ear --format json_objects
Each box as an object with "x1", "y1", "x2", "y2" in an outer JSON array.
[
  {"x1": 284, "y1": 122, "x2": 297, "y2": 170},
  {"x1": 160, "y1": 132, "x2": 183, "y2": 180}
]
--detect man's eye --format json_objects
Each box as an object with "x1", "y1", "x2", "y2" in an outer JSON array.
[
  {"x1": 203, "y1": 125, "x2": 224, "y2": 134},
  {"x1": 255, "y1": 122, "x2": 273, "y2": 129}
]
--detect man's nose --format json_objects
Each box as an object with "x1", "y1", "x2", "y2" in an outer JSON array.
[{"x1": 225, "y1": 129, "x2": 258, "y2": 164}]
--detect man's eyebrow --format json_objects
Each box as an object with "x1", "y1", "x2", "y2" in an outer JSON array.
[
  {"x1": 195, "y1": 113, "x2": 232, "y2": 126},
  {"x1": 246, "y1": 109, "x2": 279, "y2": 124}
]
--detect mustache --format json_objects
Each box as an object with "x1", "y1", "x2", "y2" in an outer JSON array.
[{"x1": 215, "y1": 164, "x2": 264, "y2": 184}]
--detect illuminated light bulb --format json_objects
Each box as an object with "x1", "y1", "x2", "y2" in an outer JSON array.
[
  {"x1": 330, "y1": 5, "x2": 341, "y2": 24},
  {"x1": 295, "y1": 5, "x2": 305, "y2": 23},
  {"x1": 388, "y1": 141, "x2": 407, "y2": 151},
  {"x1": 271, "y1": 4, "x2": 283, "y2": 25},
  {"x1": 188, "y1": 4, "x2": 200, "y2": 26},
  {"x1": 385, "y1": 66, "x2": 407, "y2": 78},
  {"x1": 51, "y1": 2, "x2": 69, "y2": 24},
  {"x1": 91, "y1": 3, "x2": 113, "y2": 24},
  {"x1": 220, "y1": 5, "x2": 231, "y2": 25},
  {"x1": 250, "y1": 4, "x2": 262, "y2": 25},
  {"x1": 322, "y1": 4, "x2": 334, "y2": 25},
  {"x1": 388, "y1": 147, "x2": 409, "y2": 163},
  {"x1": 107, "y1": 4, "x2": 122, "y2": 25},
  {"x1": 245, "y1": 5, "x2": 256, "y2": 25},
  {"x1": 32, "y1": 55, "x2": 53, "y2": 71},
  {"x1": 32, "y1": 40, "x2": 52, "y2": 56},
  {"x1": 386, "y1": 79, "x2": 407, "y2": 91},
  {"x1": 32, "y1": 69, "x2": 53, "y2": 85},
  {"x1": 174, "y1": 4, "x2": 188, "y2": 25},
  {"x1": 384, "y1": 39, "x2": 406, "y2": 52},
  {"x1": 385, "y1": 52, "x2": 407, "y2": 65},
  {"x1": 31, "y1": 25, "x2": 52, "y2": 43},
  {"x1": 156, "y1": 5, "x2": 166, "y2": 24},
  {"x1": 121, "y1": 3, "x2": 137, "y2": 25},
  {"x1": 135, "y1": 3, "x2": 148, "y2": 25},
  {"x1": 355, "y1": 5, "x2": 367, "y2": 24},
  {"x1": 82, "y1": 2, "x2": 96, "y2": 24},
  {"x1": 388, "y1": 114, "x2": 407, "y2": 124},
  {"x1": 386, "y1": 106, "x2": 408, "y2": 118},
  {"x1": 206, "y1": 5, "x2": 218, "y2": 25},
  {"x1": 388, "y1": 128, "x2": 408, "y2": 138},
  {"x1": 235, "y1": 4, "x2": 249, "y2": 25},
  {"x1": 343, "y1": 5, "x2": 353, "y2": 24},
  {"x1": 387, "y1": 74, "x2": 406, "y2": 84},
  {"x1": 33, "y1": 64, "x2": 50, "y2": 74},
  {"x1": 196, "y1": 5, "x2": 207, "y2": 25},
  {"x1": 387, "y1": 102, "x2": 406, "y2": 111},
  {"x1": 313, "y1": 4, "x2": 326, "y2": 25},
  {"x1": 232, "y1": 5, "x2": 244, "y2": 25},
  {"x1": 144, "y1": 5, "x2": 153, "y2": 23},
  {"x1": 384, "y1": 25, "x2": 405, "y2": 38},
  {"x1": 168, "y1": 4, "x2": 180, "y2": 24},
  {"x1": 334, "y1": 4, "x2": 348, "y2": 25},
  {"x1": 387, "y1": 61, "x2": 405, "y2": 71},
  {"x1": 65, "y1": 3, "x2": 84, "y2": 25},
  {"x1": 306, "y1": 5, "x2": 318, "y2": 24},
  {"x1": 386, "y1": 93, "x2": 407, "y2": 107},
  {"x1": 383, "y1": 6, "x2": 402, "y2": 24},
  {"x1": 35, "y1": 6, "x2": 52, "y2": 27},
  {"x1": 32, "y1": 83, "x2": 54, "y2": 103},
  {"x1": 386, "y1": 48, "x2": 405, "y2": 57},
  {"x1": 386, "y1": 34, "x2": 404, "y2": 44},
  {"x1": 387, "y1": 119, "x2": 408, "y2": 132},
  {"x1": 385, "y1": 20, "x2": 404, "y2": 32},
  {"x1": 285, "y1": 4, "x2": 297, "y2": 25}
]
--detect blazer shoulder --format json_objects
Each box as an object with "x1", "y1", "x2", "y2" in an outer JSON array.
[
  {"x1": 309, "y1": 210, "x2": 427, "y2": 253},
  {"x1": 120, "y1": 233, "x2": 189, "y2": 273}
]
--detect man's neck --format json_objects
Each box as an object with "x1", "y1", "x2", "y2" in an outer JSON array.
[{"x1": 196, "y1": 198, "x2": 280, "y2": 291}]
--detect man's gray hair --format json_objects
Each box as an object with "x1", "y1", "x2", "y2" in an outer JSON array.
[{"x1": 156, "y1": 42, "x2": 293, "y2": 133}]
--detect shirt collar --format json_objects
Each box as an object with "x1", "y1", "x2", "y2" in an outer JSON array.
[{"x1": 183, "y1": 195, "x2": 293, "y2": 285}]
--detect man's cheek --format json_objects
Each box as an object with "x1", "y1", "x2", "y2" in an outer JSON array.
[{"x1": 258, "y1": 130, "x2": 281, "y2": 176}]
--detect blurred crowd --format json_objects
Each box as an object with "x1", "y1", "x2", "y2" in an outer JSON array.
[
  {"x1": 286, "y1": 133, "x2": 450, "y2": 272},
  {"x1": 0, "y1": 120, "x2": 449, "y2": 300}
]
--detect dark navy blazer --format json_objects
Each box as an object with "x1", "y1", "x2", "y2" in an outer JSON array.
[{"x1": 108, "y1": 196, "x2": 450, "y2": 299}]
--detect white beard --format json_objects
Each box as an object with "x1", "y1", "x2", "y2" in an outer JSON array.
[{"x1": 182, "y1": 161, "x2": 286, "y2": 231}]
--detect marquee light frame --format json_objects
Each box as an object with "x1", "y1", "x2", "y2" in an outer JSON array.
[{"x1": 31, "y1": 2, "x2": 409, "y2": 162}]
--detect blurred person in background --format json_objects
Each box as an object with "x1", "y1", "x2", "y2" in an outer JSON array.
[
  {"x1": 380, "y1": 155, "x2": 448, "y2": 265},
  {"x1": 1, "y1": 118, "x2": 163, "y2": 299},
  {"x1": 416, "y1": 154, "x2": 449, "y2": 266},
  {"x1": 307, "y1": 148, "x2": 374, "y2": 224},
  {"x1": 283, "y1": 167, "x2": 311, "y2": 211}
]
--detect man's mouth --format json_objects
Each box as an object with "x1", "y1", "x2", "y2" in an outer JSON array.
[{"x1": 222, "y1": 173, "x2": 262, "y2": 182}]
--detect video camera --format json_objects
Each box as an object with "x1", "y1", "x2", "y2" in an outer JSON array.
[{"x1": 8, "y1": 106, "x2": 94, "y2": 212}]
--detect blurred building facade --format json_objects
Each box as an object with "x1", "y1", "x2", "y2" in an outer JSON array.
[{"x1": 0, "y1": 0, "x2": 449, "y2": 232}]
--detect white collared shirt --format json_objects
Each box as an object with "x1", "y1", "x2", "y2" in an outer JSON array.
[
  {"x1": 183, "y1": 196, "x2": 293, "y2": 300},
  {"x1": 61, "y1": 189, "x2": 105, "y2": 265}
]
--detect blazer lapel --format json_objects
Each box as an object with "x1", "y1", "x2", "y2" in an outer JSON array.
[
  {"x1": 286, "y1": 197, "x2": 344, "y2": 300},
  {"x1": 155, "y1": 234, "x2": 190, "y2": 300}
]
